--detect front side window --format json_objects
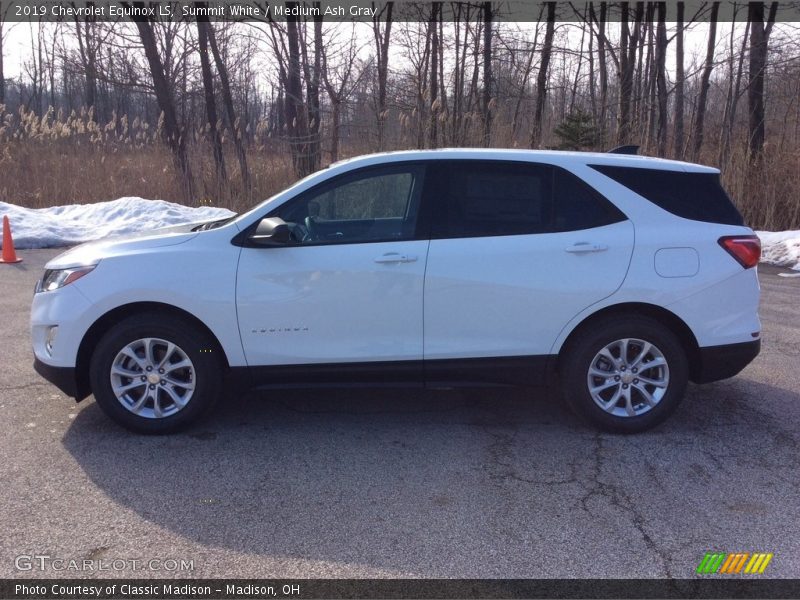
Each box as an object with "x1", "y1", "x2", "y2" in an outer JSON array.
[{"x1": 274, "y1": 165, "x2": 424, "y2": 245}]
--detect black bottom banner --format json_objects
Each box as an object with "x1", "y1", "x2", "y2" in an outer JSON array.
[{"x1": 3, "y1": 579, "x2": 800, "y2": 599}]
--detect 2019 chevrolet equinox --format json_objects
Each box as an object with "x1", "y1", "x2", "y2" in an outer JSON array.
[{"x1": 31, "y1": 149, "x2": 761, "y2": 433}]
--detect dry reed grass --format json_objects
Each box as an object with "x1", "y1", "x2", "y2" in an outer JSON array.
[{"x1": 1, "y1": 104, "x2": 798, "y2": 230}]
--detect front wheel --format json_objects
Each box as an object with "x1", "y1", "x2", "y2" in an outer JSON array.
[
  {"x1": 559, "y1": 315, "x2": 689, "y2": 433},
  {"x1": 89, "y1": 313, "x2": 222, "y2": 434}
]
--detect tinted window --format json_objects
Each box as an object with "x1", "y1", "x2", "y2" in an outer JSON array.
[
  {"x1": 553, "y1": 168, "x2": 627, "y2": 232},
  {"x1": 589, "y1": 165, "x2": 744, "y2": 226},
  {"x1": 275, "y1": 165, "x2": 424, "y2": 245},
  {"x1": 429, "y1": 161, "x2": 626, "y2": 238}
]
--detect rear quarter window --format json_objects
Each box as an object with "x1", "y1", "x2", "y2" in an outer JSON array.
[{"x1": 589, "y1": 165, "x2": 744, "y2": 226}]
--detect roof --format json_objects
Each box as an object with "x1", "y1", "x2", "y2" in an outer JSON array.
[{"x1": 328, "y1": 148, "x2": 719, "y2": 173}]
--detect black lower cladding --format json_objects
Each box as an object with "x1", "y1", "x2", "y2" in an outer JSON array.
[
  {"x1": 236, "y1": 355, "x2": 556, "y2": 390},
  {"x1": 33, "y1": 358, "x2": 81, "y2": 399},
  {"x1": 692, "y1": 339, "x2": 761, "y2": 384}
]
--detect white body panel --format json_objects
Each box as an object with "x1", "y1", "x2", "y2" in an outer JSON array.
[
  {"x1": 424, "y1": 221, "x2": 634, "y2": 358},
  {"x1": 31, "y1": 226, "x2": 247, "y2": 367},
  {"x1": 236, "y1": 241, "x2": 428, "y2": 365}
]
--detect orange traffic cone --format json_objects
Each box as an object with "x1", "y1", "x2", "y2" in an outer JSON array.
[{"x1": 1, "y1": 215, "x2": 23, "y2": 264}]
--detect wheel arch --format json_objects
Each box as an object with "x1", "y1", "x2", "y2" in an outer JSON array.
[
  {"x1": 75, "y1": 302, "x2": 230, "y2": 401},
  {"x1": 556, "y1": 302, "x2": 701, "y2": 381}
]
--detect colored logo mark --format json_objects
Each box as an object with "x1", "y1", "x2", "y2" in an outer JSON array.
[{"x1": 696, "y1": 552, "x2": 773, "y2": 575}]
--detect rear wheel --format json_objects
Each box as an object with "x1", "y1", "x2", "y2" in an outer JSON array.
[
  {"x1": 560, "y1": 315, "x2": 688, "y2": 433},
  {"x1": 89, "y1": 313, "x2": 222, "y2": 434}
]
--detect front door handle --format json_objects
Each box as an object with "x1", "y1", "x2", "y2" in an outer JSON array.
[
  {"x1": 374, "y1": 253, "x2": 418, "y2": 264},
  {"x1": 565, "y1": 243, "x2": 608, "y2": 254}
]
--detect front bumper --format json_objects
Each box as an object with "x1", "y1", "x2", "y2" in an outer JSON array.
[
  {"x1": 33, "y1": 358, "x2": 85, "y2": 400},
  {"x1": 692, "y1": 339, "x2": 761, "y2": 384}
]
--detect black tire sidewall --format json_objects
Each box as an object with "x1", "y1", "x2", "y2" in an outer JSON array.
[
  {"x1": 561, "y1": 316, "x2": 689, "y2": 433},
  {"x1": 89, "y1": 313, "x2": 222, "y2": 434}
]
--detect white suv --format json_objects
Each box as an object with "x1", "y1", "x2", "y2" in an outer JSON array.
[{"x1": 31, "y1": 149, "x2": 761, "y2": 434}]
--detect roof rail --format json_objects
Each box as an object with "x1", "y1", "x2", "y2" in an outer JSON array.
[{"x1": 607, "y1": 145, "x2": 640, "y2": 155}]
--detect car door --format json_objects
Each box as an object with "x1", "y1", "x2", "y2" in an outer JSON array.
[
  {"x1": 423, "y1": 160, "x2": 634, "y2": 384},
  {"x1": 236, "y1": 163, "x2": 429, "y2": 374}
]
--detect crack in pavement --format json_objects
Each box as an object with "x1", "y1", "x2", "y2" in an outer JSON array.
[{"x1": 579, "y1": 432, "x2": 674, "y2": 578}]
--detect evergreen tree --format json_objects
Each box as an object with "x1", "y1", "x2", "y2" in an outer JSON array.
[{"x1": 553, "y1": 110, "x2": 599, "y2": 150}]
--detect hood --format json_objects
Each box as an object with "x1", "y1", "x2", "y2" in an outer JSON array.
[{"x1": 45, "y1": 223, "x2": 202, "y2": 269}]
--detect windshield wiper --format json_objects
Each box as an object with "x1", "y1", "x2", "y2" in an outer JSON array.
[{"x1": 192, "y1": 215, "x2": 238, "y2": 231}]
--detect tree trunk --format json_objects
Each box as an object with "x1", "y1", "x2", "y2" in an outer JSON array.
[
  {"x1": 300, "y1": 8, "x2": 322, "y2": 172},
  {"x1": 654, "y1": 3, "x2": 667, "y2": 156},
  {"x1": 719, "y1": 17, "x2": 749, "y2": 166},
  {"x1": 428, "y1": 3, "x2": 439, "y2": 148},
  {"x1": 284, "y1": 7, "x2": 315, "y2": 176},
  {"x1": 617, "y1": 2, "x2": 643, "y2": 145},
  {"x1": 673, "y1": 1, "x2": 685, "y2": 158},
  {"x1": 133, "y1": 13, "x2": 195, "y2": 203},
  {"x1": 747, "y1": 1, "x2": 777, "y2": 158},
  {"x1": 482, "y1": 1, "x2": 493, "y2": 146},
  {"x1": 593, "y1": 2, "x2": 609, "y2": 145},
  {"x1": 530, "y1": 2, "x2": 555, "y2": 149},
  {"x1": 206, "y1": 21, "x2": 251, "y2": 188},
  {"x1": 197, "y1": 12, "x2": 226, "y2": 181},
  {"x1": 691, "y1": 2, "x2": 718, "y2": 161},
  {"x1": 372, "y1": 2, "x2": 393, "y2": 151}
]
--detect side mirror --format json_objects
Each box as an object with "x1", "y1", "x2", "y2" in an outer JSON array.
[{"x1": 250, "y1": 217, "x2": 292, "y2": 246}]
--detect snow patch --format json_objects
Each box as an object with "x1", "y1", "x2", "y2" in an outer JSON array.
[
  {"x1": 757, "y1": 230, "x2": 800, "y2": 272},
  {"x1": 0, "y1": 198, "x2": 234, "y2": 249}
]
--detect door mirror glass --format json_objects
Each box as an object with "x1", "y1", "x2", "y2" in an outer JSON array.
[{"x1": 250, "y1": 217, "x2": 292, "y2": 246}]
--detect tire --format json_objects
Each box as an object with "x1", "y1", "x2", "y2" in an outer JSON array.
[
  {"x1": 559, "y1": 315, "x2": 689, "y2": 433},
  {"x1": 89, "y1": 312, "x2": 222, "y2": 434}
]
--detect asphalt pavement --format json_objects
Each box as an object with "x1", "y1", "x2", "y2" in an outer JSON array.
[{"x1": 1, "y1": 249, "x2": 799, "y2": 579}]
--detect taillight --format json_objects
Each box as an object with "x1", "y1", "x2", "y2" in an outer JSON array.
[{"x1": 718, "y1": 235, "x2": 761, "y2": 269}]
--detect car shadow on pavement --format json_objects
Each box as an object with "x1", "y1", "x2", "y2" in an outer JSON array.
[{"x1": 61, "y1": 379, "x2": 800, "y2": 577}]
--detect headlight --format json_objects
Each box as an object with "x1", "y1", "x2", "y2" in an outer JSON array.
[{"x1": 38, "y1": 266, "x2": 96, "y2": 292}]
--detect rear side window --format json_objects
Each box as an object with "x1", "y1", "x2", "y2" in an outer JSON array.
[
  {"x1": 428, "y1": 161, "x2": 626, "y2": 238},
  {"x1": 589, "y1": 165, "x2": 744, "y2": 226},
  {"x1": 553, "y1": 168, "x2": 627, "y2": 232}
]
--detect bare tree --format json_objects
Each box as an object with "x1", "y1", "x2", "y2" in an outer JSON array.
[
  {"x1": 74, "y1": 17, "x2": 101, "y2": 111},
  {"x1": 747, "y1": 1, "x2": 778, "y2": 158},
  {"x1": 281, "y1": 6, "x2": 320, "y2": 176},
  {"x1": 672, "y1": 1, "x2": 685, "y2": 158},
  {"x1": 371, "y1": 2, "x2": 393, "y2": 151},
  {"x1": 719, "y1": 12, "x2": 750, "y2": 166},
  {"x1": 654, "y1": 2, "x2": 667, "y2": 156},
  {"x1": 428, "y1": 3, "x2": 440, "y2": 147},
  {"x1": 617, "y1": 1, "x2": 644, "y2": 144},
  {"x1": 132, "y1": 9, "x2": 195, "y2": 202},
  {"x1": 196, "y1": 9, "x2": 225, "y2": 181},
  {"x1": 691, "y1": 1, "x2": 719, "y2": 161},
  {"x1": 590, "y1": 2, "x2": 612, "y2": 145},
  {"x1": 482, "y1": 1, "x2": 492, "y2": 146},
  {"x1": 530, "y1": 2, "x2": 555, "y2": 148},
  {"x1": 206, "y1": 22, "x2": 250, "y2": 188},
  {"x1": 322, "y1": 25, "x2": 362, "y2": 162}
]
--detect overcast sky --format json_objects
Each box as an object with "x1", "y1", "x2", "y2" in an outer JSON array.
[{"x1": 0, "y1": 19, "x2": 757, "y2": 85}]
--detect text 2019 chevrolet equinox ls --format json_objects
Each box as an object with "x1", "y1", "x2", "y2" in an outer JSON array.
[{"x1": 31, "y1": 149, "x2": 761, "y2": 433}]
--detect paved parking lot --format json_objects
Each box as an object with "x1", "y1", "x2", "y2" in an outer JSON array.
[{"x1": 2, "y1": 249, "x2": 799, "y2": 579}]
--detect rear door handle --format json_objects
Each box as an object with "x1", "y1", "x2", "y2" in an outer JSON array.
[
  {"x1": 374, "y1": 253, "x2": 418, "y2": 264},
  {"x1": 565, "y1": 243, "x2": 608, "y2": 254}
]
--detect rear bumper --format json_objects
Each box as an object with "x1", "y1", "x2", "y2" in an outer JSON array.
[
  {"x1": 692, "y1": 339, "x2": 761, "y2": 384},
  {"x1": 33, "y1": 358, "x2": 81, "y2": 399}
]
